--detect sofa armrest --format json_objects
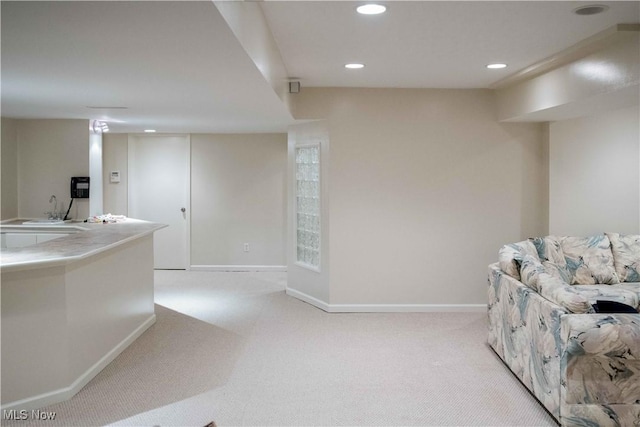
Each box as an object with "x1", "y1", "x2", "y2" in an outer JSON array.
[
  {"x1": 488, "y1": 264, "x2": 570, "y2": 419},
  {"x1": 537, "y1": 273, "x2": 592, "y2": 314},
  {"x1": 560, "y1": 314, "x2": 640, "y2": 425}
]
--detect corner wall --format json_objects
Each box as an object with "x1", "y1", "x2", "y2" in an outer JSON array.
[
  {"x1": 549, "y1": 104, "x2": 640, "y2": 235},
  {"x1": 1, "y1": 118, "x2": 19, "y2": 219},
  {"x1": 15, "y1": 119, "x2": 90, "y2": 220},
  {"x1": 190, "y1": 133, "x2": 287, "y2": 268},
  {"x1": 287, "y1": 121, "x2": 331, "y2": 304},
  {"x1": 89, "y1": 131, "x2": 103, "y2": 217},
  {"x1": 102, "y1": 133, "x2": 128, "y2": 216},
  {"x1": 291, "y1": 88, "x2": 548, "y2": 307}
]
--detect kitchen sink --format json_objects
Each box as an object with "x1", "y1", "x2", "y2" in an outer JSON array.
[{"x1": 22, "y1": 219, "x2": 67, "y2": 225}]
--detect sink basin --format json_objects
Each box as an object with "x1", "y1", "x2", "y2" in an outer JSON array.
[{"x1": 22, "y1": 219, "x2": 66, "y2": 225}]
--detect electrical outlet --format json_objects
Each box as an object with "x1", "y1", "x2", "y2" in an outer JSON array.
[{"x1": 243, "y1": 243, "x2": 249, "y2": 252}]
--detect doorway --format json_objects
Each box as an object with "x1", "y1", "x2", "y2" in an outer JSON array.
[{"x1": 128, "y1": 134, "x2": 190, "y2": 269}]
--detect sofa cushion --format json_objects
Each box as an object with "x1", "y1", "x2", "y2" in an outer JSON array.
[
  {"x1": 520, "y1": 255, "x2": 546, "y2": 291},
  {"x1": 498, "y1": 240, "x2": 539, "y2": 281},
  {"x1": 530, "y1": 236, "x2": 567, "y2": 266},
  {"x1": 570, "y1": 284, "x2": 639, "y2": 310},
  {"x1": 542, "y1": 261, "x2": 572, "y2": 284},
  {"x1": 616, "y1": 282, "x2": 640, "y2": 301},
  {"x1": 606, "y1": 233, "x2": 640, "y2": 282},
  {"x1": 537, "y1": 273, "x2": 591, "y2": 314},
  {"x1": 560, "y1": 235, "x2": 619, "y2": 285},
  {"x1": 520, "y1": 255, "x2": 574, "y2": 292}
]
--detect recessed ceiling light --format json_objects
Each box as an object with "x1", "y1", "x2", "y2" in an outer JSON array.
[
  {"x1": 144, "y1": 129, "x2": 156, "y2": 133},
  {"x1": 486, "y1": 63, "x2": 508, "y2": 69},
  {"x1": 345, "y1": 63, "x2": 365, "y2": 69},
  {"x1": 573, "y1": 4, "x2": 609, "y2": 15},
  {"x1": 91, "y1": 120, "x2": 109, "y2": 133},
  {"x1": 356, "y1": 4, "x2": 386, "y2": 15}
]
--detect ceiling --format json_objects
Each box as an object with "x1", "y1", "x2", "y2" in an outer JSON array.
[
  {"x1": 2, "y1": 1, "x2": 639, "y2": 133},
  {"x1": 262, "y1": 1, "x2": 640, "y2": 88},
  {"x1": 1, "y1": 1, "x2": 294, "y2": 133}
]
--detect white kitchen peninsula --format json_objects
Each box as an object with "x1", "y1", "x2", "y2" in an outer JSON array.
[{"x1": 0, "y1": 219, "x2": 166, "y2": 411}]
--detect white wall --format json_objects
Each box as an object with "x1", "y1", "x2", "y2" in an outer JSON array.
[
  {"x1": 16, "y1": 119, "x2": 90, "y2": 219},
  {"x1": 292, "y1": 88, "x2": 548, "y2": 306},
  {"x1": 102, "y1": 133, "x2": 128, "y2": 215},
  {"x1": 549, "y1": 104, "x2": 640, "y2": 236},
  {"x1": 190, "y1": 133, "x2": 287, "y2": 267},
  {"x1": 1, "y1": 118, "x2": 19, "y2": 219}
]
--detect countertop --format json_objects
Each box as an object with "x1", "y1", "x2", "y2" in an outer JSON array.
[{"x1": 1, "y1": 218, "x2": 166, "y2": 272}]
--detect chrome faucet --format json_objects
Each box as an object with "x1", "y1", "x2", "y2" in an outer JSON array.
[{"x1": 47, "y1": 195, "x2": 58, "y2": 219}]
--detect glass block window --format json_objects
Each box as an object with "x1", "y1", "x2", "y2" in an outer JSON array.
[{"x1": 295, "y1": 144, "x2": 320, "y2": 270}]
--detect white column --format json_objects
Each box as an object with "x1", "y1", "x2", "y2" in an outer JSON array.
[{"x1": 89, "y1": 128, "x2": 104, "y2": 216}]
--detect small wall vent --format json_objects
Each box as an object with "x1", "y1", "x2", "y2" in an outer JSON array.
[{"x1": 289, "y1": 81, "x2": 301, "y2": 93}]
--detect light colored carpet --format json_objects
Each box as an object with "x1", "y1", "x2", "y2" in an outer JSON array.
[{"x1": 5, "y1": 271, "x2": 558, "y2": 427}]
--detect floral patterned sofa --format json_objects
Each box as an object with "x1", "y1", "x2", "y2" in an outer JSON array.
[{"x1": 488, "y1": 233, "x2": 640, "y2": 427}]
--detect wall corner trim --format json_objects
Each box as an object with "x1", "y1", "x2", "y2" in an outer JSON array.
[
  {"x1": 286, "y1": 288, "x2": 487, "y2": 313},
  {"x1": 286, "y1": 287, "x2": 331, "y2": 311}
]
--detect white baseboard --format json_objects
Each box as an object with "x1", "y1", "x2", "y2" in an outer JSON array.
[
  {"x1": 190, "y1": 265, "x2": 287, "y2": 272},
  {"x1": 1, "y1": 314, "x2": 156, "y2": 412},
  {"x1": 286, "y1": 288, "x2": 486, "y2": 313},
  {"x1": 286, "y1": 287, "x2": 331, "y2": 311}
]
